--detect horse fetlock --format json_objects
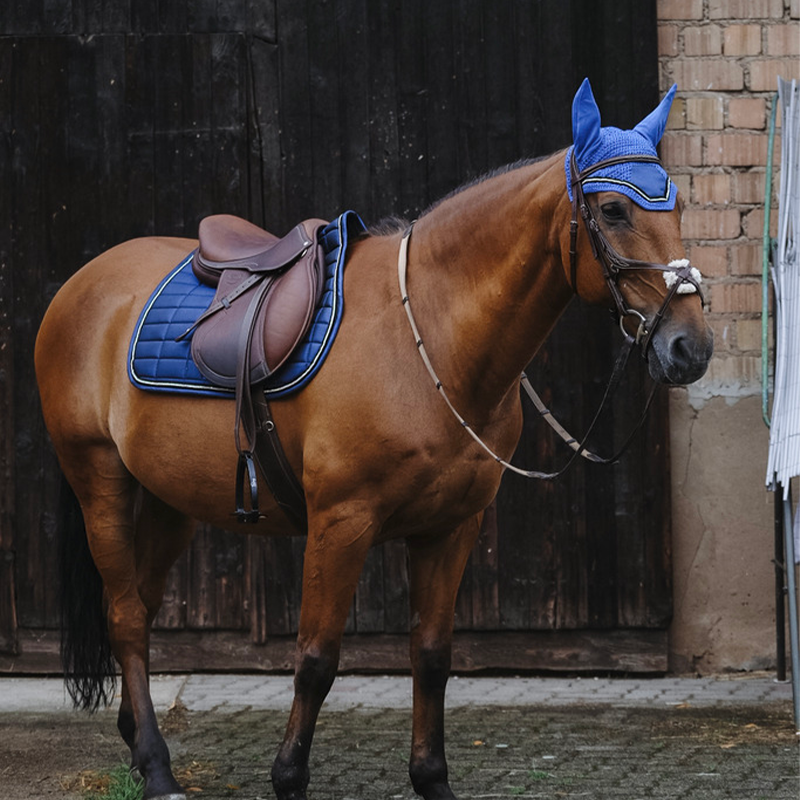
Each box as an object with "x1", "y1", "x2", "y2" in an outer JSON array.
[
  {"x1": 409, "y1": 754, "x2": 452, "y2": 799},
  {"x1": 271, "y1": 754, "x2": 310, "y2": 800}
]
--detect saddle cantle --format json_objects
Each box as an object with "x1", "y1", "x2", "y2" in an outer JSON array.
[{"x1": 182, "y1": 214, "x2": 329, "y2": 525}]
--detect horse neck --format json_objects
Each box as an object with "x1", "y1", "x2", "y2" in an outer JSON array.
[{"x1": 405, "y1": 152, "x2": 574, "y2": 420}]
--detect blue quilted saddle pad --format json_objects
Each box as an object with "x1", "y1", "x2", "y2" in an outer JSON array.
[{"x1": 128, "y1": 210, "x2": 366, "y2": 399}]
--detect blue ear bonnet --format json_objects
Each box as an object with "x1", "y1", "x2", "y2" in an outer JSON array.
[{"x1": 565, "y1": 79, "x2": 678, "y2": 211}]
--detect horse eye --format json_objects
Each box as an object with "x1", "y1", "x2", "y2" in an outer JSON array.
[{"x1": 600, "y1": 202, "x2": 627, "y2": 223}]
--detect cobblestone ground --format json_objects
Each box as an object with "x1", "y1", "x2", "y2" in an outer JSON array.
[{"x1": 4, "y1": 700, "x2": 795, "y2": 800}]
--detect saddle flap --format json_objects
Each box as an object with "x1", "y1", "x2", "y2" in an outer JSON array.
[
  {"x1": 190, "y1": 224, "x2": 327, "y2": 388},
  {"x1": 194, "y1": 217, "x2": 319, "y2": 286}
]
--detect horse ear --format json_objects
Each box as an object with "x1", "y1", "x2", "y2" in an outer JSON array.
[
  {"x1": 633, "y1": 84, "x2": 677, "y2": 146},
  {"x1": 572, "y1": 78, "x2": 603, "y2": 161}
]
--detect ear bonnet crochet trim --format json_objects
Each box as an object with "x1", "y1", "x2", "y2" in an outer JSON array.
[{"x1": 565, "y1": 78, "x2": 678, "y2": 211}]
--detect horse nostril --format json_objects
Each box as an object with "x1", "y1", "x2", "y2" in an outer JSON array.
[{"x1": 669, "y1": 334, "x2": 693, "y2": 369}]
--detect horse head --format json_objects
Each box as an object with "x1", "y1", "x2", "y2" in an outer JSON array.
[{"x1": 564, "y1": 78, "x2": 713, "y2": 386}]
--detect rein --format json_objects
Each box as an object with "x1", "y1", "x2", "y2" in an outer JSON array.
[{"x1": 398, "y1": 152, "x2": 702, "y2": 479}]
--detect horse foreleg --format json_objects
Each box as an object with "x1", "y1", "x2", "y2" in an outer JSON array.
[
  {"x1": 406, "y1": 516, "x2": 483, "y2": 800},
  {"x1": 66, "y1": 448, "x2": 185, "y2": 800},
  {"x1": 271, "y1": 510, "x2": 377, "y2": 800}
]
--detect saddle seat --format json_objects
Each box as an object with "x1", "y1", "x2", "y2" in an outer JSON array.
[{"x1": 189, "y1": 214, "x2": 328, "y2": 386}]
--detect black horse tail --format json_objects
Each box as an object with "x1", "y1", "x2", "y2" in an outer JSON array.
[{"x1": 58, "y1": 476, "x2": 116, "y2": 711}]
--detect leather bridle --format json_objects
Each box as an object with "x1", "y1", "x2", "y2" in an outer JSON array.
[
  {"x1": 398, "y1": 150, "x2": 706, "y2": 479},
  {"x1": 568, "y1": 148, "x2": 704, "y2": 354}
]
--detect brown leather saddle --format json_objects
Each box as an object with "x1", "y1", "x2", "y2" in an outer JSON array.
[{"x1": 181, "y1": 214, "x2": 326, "y2": 526}]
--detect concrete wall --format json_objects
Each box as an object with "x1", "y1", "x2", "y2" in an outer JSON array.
[{"x1": 657, "y1": 0, "x2": 800, "y2": 672}]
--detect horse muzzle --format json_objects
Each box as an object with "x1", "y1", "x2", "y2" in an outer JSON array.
[{"x1": 645, "y1": 319, "x2": 714, "y2": 385}]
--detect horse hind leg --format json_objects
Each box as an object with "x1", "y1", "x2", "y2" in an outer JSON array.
[
  {"x1": 61, "y1": 445, "x2": 187, "y2": 800},
  {"x1": 117, "y1": 489, "x2": 195, "y2": 790}
]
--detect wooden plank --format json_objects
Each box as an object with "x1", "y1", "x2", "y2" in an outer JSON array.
[
  {"x1": 483, "y1": 2, "x2": 517, "y2": 168},
  {"x1": 453, "y1": 0, "x2": 487, "y2": 179},
  {"x1": 275, "y1": 0, "x2": 312, "y2": 229},
  {"x1": 366, "y1": 0, "x2": 401, "y2": 218},
  {"x1": 152, "y1": 34, "x2": 188, "y2": 234},
  {"x1": 11, "y1": 36, "x2": 55, "y2": 628},
  {"x1": 2, "y1": 628, "x2": 668, "y2": 675},
  {"x1": 395, "y1": 0, "x2": 428, "y2": 219},
  {"x1": 246, "y1": 35, "x2": 281, "y2": 227},
  {"x1": 209, "y1": 33, "x2": 249, "y2": 217},
  {"x1": 248, "y1": 535, "x2": 302, "y2": 641},
  {"x1": 355, "y1": 547, "x2": 385, "y2": 634},
  {"x1": 381, "y1": 539, "x2": 410, "y2": 634},
  {"x1": 0, "y1": 37, "x2": 18, "y2": 654},
  {"x1": 123, "y1": 33, "x2": 157, "y2": 238},
  {"x1": 306, "y1": 0, "x2": 343, "y2": 220},
  {"x1": 336, "y1": 0, "x2": 371, "y2": 216}
]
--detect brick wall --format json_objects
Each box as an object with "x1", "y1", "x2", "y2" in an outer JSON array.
[{"x1": 658, "y1": 0, "x2": 800, "y2": 398}]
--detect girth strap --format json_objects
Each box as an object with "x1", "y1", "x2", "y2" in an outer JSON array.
[{"x1": 252, "y1": 392, "x2": 307, "y2": 531}]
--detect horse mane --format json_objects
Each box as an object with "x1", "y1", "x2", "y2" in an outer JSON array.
[
  {"x1": 362, "y1": 152, "x2": 558, "y2": 238},
  {"x1": 365, "y1": 215, "x2": 411, "y2": 237}
]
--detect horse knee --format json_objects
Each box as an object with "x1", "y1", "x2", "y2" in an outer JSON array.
[
  {"x1": 294, "y1": 645, "x2": 338, "y2": 700},
  {"x1": 413, "y1": 643, "x2": 451, "y2": 696}
]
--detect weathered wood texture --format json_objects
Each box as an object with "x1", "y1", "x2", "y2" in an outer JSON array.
[
  {"x1": 1, "y1": 628, "x2": 669, "y2": 675},
  {"x1": 1, "y1": 1, "x2": 667, "y2": 669}
]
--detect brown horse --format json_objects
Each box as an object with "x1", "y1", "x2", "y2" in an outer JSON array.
[{"x1": 36, "y1": 83, "x2": 712, "y2": 800}]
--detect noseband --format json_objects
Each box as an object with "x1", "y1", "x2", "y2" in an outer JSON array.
[{"x1": 568, "y1": 149, "x2": 704, "y2": 353}]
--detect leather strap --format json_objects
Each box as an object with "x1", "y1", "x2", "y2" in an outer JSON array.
[
  {"x1": 252, "y1": 392, "x2": 307, "y2": 531},
  {"x1": 232, "y1": 276, "x2": 277, "y2": 521}
]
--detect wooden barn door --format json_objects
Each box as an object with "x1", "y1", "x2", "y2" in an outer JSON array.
[{"x1": 1, "y1": 0, "x2": 669, "y2": 673}]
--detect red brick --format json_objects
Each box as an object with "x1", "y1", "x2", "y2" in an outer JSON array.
[
  {"x1": 657, "y1": 0, "x2": 703, "y2": 20},
  {"x1": 658, "y1": 24, "x2": 680, "y2": 56},
  {"x1": 736, "y1": 318, "x2": 770, "y2": 352},
  {"x1": 710, "y1": 281, "x2": 762, "y2": 314},
  {"x1": 709, "y1": 0, "x2": 783, "y2": 19},
  {"x1": 705, "y1": 133, "x2": 768, "y2": 167},
  {"x1": 723, "y1": 24, "x2": 763, "y2": 56},
  {"x1": 693, "y1": 173, "x2": 731, "y2": 205},
  {"x1": 728, "y1": 98, "x2": 767, "y2": 129},
  {"x1": 767, "y1": 26, "x2": 800, "y2": 56},
  {"x1": 673, "y1": 173, "x2": 692, "y2": 201},
  {"x1": 684, "y1": 25, "x2": 722, "y2": 55},
  {"x1": 730, "y1": 243, "x2": 763, "y2": 276},
  {"x1": 686, "y1": 96, "x2": 724, "y2": 130},
  {"x1": 683, "y1": 208, "x2": 741, "y2": 239},
  {"x1": 744, "y1": 208, "x2": 778, "y2": 238},
  {"x1": 687, "y1": 244, "x2": 729, "y2": 278},
  {"x1": 749, "y1": 59, "x2": 800, "y2": 91},
  {"x1": 707, "y1": 318, "x2": 733, "y2": 352},
  {"x1": 671, "y1": 59, "x2": 744, "y2": 91},
  {"x1": 661, "y1": 133, "x2": 703, "y2": 167},
  {"x1": 667, "y1": 97, "x2": 686, "y2": 130},
  {"x1": 731, "y1": 171, "x2": 766, "y2": 204}
]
